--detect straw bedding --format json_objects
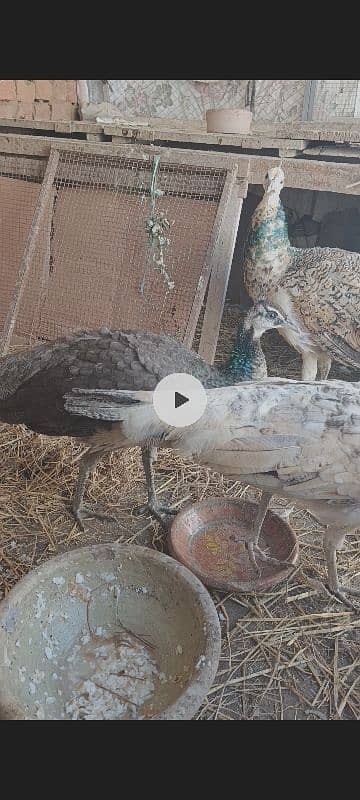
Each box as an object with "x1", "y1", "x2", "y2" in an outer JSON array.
[{"x1": 1, "y1": 304, "x2": 359, "y2": 720}]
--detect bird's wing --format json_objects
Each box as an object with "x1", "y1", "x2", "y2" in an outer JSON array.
[
  {"x1": 64, "y1": 378, "x2": 360, "y2": 506},
  {"x1": 170, "y1": 379, "x2": 360, "y2": 504},
  {"x1": 284, "y1": 248, "x2": 360, "y2": 368},
  {"x1": 119, "y1": 331, "x2": 217, "y2": 386},
  {"x1": 0, "y1": 329, "x2": 193, "y2": 435},
  {"x1": 0, "y1": 344, "x2": 63, "y2": 400}
]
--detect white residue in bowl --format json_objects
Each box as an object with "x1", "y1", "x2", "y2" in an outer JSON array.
[{"x1": 64, "y1": 634, "x2": 166, "y2": 720}]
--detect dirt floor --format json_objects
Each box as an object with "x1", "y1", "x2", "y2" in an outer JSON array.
[{"x1": 1, "y1": 304, "x2": 360, "y2": 720}]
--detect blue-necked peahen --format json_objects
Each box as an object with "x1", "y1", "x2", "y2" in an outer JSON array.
[
  {"x1": 0, "y1": 305, "x2": 292, "y2": 554},
  {"x1": 244, "y1": 167, "x2": 360, "y2": 381}
]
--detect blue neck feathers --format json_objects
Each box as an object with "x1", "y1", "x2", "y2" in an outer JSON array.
[
  {"x1": 246, "y1": 201, "x2": 290, "y2": 260},
  {"x1": 221, "y1": 324, "x2": 261, "y2": 383}
]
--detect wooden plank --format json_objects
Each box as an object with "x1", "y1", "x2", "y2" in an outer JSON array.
[
  {"x1": 0, "y1": 140, "x2": 249, "y2": 202},
  {"x1": 256, "y1": 121, "x2": 360, "y2": 142},
  {"x1": 240, "y1": 137, "x2": 308, "y2": 151},
  {"x1": 85, "y1": 133, "x2": 107, "y2": 142},
  {"x1": 80, "y1": 116, "x2": 206, "y2": 135},
  {"x1": 0, "y1": 118, "x2": 56, "y2": 132},
  {"x1": 252, "y1": 120, "x2": 360, "y2": 143},
  {"x1": 105, "y1": 119, "x2": 360, "y2": 145},
  {"x1": 2, "y1": 117, "x2": 360, "y2": 147},
  {"x1": 198, "y1": 182, "x2": 245, "y2": 364},
  {"x1": 72, "y1": 120, "x2": 105, "y2": 135},
  {"x1": 0, "y1": 133, "x2": 250, "y2": 180},
  {"x1": 0, "y1": 149, "x2": 60, "y2": 354},
  {"x1": 247, "y1": 154, "x2": 360, "y2": 195},
  {"x1": 108, "y1": 124, "x2": 308, "y2": 151},
  {"x1": 1, "y1": 132, "x2": 360, "y2": 194},
  {"x1": 303, "y1": 144, "x2": 360, "y2": 158},
  {"x1": 302, "y1": 80, "x2": 318, "y2": 121},
  {"x1": 183, "y1": 167, "x2": 242, "y2": 348},
  {"x1": 54, "y1": 121, "x2": 73, "y2": 134},
  {"x1": 111, "y1": 131, "x2": 155, "y2": 144}
]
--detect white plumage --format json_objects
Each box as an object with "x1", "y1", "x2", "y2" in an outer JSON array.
[{"x1": 65, "y1": 378, "x2": 360, "y2": 609}]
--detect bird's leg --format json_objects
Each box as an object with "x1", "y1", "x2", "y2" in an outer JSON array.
[
  {"x1": 71, "y1": 450, "x2": 117, "y2": 532},
  {"x1": 134, "y1": 445, "x2": 177, "y2": 525},
  {"x1": 322, "y1": 528, "x2": 360, "y2": 612},
  {"x1": 317, "y1": 354, "x2": 332, "y2": 381},
  {"x1": 245, "y1": 492, "x2": 293, "y2": 574},
  {"x1": 301, "y1": 353, "x2": 318, "y2": 381}
]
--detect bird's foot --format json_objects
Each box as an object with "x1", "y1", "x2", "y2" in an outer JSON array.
[
  {"x1": 134, "y1": 500, "x2": 177, "y2": 527},
  {"x1": 71, "y1": 504, "x2": 117, "y2": 532},
  {"x1": 324, "y1": 583, "x2": 360, "y2": 613},
  {"x1": 246, "y1": 541, "x2": 294, "y2": 576},
  {"x1": 304, "y1": 571, "x2": 360, "y2": 612}
]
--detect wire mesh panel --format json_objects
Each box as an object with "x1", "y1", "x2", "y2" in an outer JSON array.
[
  {"x1": 0, "y1": 146, "x2": 236, "y2": 349},
  {"x1": 306, "y1": 80, "x2": 360, "y2": 121},
  {"x1": 0, "y1": 154, "x2": 48, "y2": 337},
  {"x1": 85, "y1": 79, "x2": 250, "y2": 121}
]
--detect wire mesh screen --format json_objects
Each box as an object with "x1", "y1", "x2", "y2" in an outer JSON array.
[
  {"x1": 309, "y1": 80, "x2": 360, "y2": 121},
  {"x1": 1, "y1": 148, "x2": 229, "y2": 346},
  {"x1": 0, "y1": 154, "x2": 48, "y2": 339},
  {"x1": 86, "y1": 79, "x2": 250, "y2": 121}
]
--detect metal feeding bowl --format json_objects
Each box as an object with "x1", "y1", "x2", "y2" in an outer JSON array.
[
  {"x1": 0, "y1": 544, "x2": 221, "y2": 721},
  {"x1": 168, "y1": 498, "x2": 298, "y2": 593}
]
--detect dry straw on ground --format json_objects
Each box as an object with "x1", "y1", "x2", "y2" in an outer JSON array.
[{"x1": 0, "y1": 304, "x2": 359, "y2": 720}]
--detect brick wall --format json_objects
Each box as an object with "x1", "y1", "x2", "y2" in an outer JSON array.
[{"x1": 0, "y1": 80, "x2": 78, "y2": 122}]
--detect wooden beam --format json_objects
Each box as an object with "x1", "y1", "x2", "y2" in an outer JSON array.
[
  {"x1": 3, "y1": 116, "x2": 360, "y2": 145},
  {"x1": 0, "y1": 132, "x2": 249, "y2": 179},
  {"x1": 183, "y1": 167, "x2": 243, "y2": 349},
  {"x1": 0, "y1": 149, "x2": 60, "y2": 354},
  {"x1": 302, "y1": 80, "x2": 318, "y2": 121},
  {"x1": 1, "y1": 133, "x2": 360, "y2": 194},
  {"x1": 303, "y1": 144, "x2": 360, "y2": 158},
  {"x1": 109, "y1": 126, "x2": 309, "y2": 152},
  {"x1": 247, "y1": 154, "x2": 360, "y2": 195},
  {"x1": 198, "y1": 181, "x2": 245, "y2": 364}
]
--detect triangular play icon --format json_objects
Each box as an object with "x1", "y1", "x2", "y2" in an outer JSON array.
[{"x1": 175, "y1": 391, "x2": 189, "y2": 409}]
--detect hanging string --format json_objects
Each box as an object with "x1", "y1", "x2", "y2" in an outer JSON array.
[{"x1": 139, "y1": 155, "x2": 175, "y2": 296}]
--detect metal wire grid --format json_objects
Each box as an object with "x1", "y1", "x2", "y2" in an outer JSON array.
[
  {"x1": 307, "y1": 80, "x2": 360, "y2": 121},
  {"x1": 0, "y1": 154, "x2": 48, "y2": 339},
  {"x1": 87, "y1": 79, "x2": 250, "y2": 120},
  {"x1": 2, "y1": 149, "x2": 227, "y2": 345}
]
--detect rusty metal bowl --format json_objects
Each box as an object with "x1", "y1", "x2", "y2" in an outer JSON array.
[{"x1": 168, "y1": 497, "x2": 298, "y2": 593}]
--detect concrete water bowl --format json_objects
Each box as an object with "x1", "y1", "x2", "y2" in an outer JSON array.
[{"x1": 0, "y1": 544, "x2": 221, "y2": 720}]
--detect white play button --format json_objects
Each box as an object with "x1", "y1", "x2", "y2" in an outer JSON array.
[{"x1": 153, "y1": 373, "x2": 207, "y2": 427}]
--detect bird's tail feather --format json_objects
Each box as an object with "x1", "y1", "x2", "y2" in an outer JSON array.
[{"x1": 64, "y1": 388, "x2": 153, "y2": 421}]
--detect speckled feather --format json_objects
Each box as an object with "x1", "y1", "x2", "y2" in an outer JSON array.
[
  {"x1": 66, "y1": 378, "x2": 360, "y2": 516},
  {"x1": 283, "y1": 248, "x2": 360, "y2": 367},
  {"x1": 69, "y1": 377, "x2": 360, "y2": 599},
  {"x1": 243, "y1": 170, "x2": 360, "y2": 371}
]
